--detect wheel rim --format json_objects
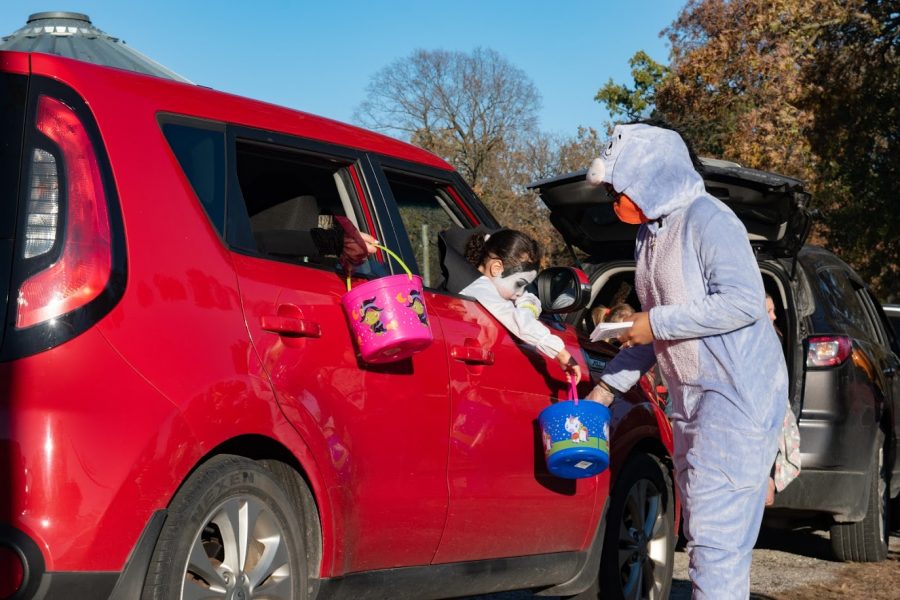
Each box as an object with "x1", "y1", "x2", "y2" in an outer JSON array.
[
  {"x1": 180, "y1": 495, "x2": 294, "y2": 599},
  {"x1": 617, "y1": 478, "x2": 669, "y2": 600}
]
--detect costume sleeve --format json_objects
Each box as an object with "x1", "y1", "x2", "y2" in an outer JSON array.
[
  {"x1": 599, "y1": 343, "x2": 657, "y2": 393},
  {"x1": 461, "y1": 277, "x2": 565, "y2": 359},
  {"x1": 649, "y1": 209, "x2": 765, "y2": 340}
]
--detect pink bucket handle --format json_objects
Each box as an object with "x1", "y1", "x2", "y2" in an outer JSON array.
[
  {"x1": 569, "y1": 379, "x2": 579, "y2": 406},
  {"x1": 346, "y1": 243, "x2": 415, "y2": 292}
]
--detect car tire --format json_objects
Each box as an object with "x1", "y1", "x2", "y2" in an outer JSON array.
[
  {"x1": 570, "y1": 453, "x2": 674, "y2": 600},
  {"x1": 830, "y1": 437, "x2": 890, "y2": 562},
  {"x1": 141, "y1": 455, "x2": 311, "y2": 599}
]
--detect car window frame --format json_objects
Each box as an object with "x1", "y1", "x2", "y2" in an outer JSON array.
[
  {"x1": 361, "y1": 153, "x2": 499, "y2": 292},
  {"x1": 222, "y1": 124, "x2": 384, "y2": 276}
]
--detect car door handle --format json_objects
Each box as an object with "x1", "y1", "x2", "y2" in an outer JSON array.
[
  {"x1": 450, "y1": 344, "x2": 494, "y2": 365},
  {"x1": 260, "y1": 315, "x2": 321, "y2": 338}
]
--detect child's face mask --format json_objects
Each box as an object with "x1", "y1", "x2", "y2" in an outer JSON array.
[{"x1": 486, "y1": 259, "x2": 538, "y2": 300}]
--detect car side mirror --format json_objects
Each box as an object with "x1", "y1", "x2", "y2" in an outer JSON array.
[{"x1": 535, "y1": 266, "x2": 591, "y2": 314}]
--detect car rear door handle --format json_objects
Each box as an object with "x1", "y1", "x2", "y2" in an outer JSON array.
[
  {"x1": 450, "y1": 344, "x2": 494, "y2": 365},
  {"x1": 260, "y1": 315, "x2": 322, "y2": 338}
]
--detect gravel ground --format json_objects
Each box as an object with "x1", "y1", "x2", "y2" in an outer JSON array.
[{"x1": 458, "y1": 525, "x2": 900, "y2": 600}]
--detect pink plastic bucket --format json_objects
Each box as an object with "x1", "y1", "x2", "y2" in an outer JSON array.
[{"x1": 342, "y1": 245, "x2": 433, "y2": 364}]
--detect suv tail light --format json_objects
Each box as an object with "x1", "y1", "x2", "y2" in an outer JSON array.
[
  {"x1": 15, "y1": 95, "x2": 111, "y2": 329},
  {"x1": 806, "y1": 335, "x2": 852, "y2": 368}
]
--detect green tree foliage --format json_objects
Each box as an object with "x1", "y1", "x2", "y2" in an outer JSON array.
[
  {"x1": 596, "y1": 0, "x2": 898, "y2": 299},
  {"x1": 594, "y1": 51, "x2": 669, "y2": 122},
  {"x1": 800, "y1": 1, "x2": 899, "y2": 298}
]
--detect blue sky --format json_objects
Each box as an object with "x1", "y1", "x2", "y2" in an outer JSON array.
[{"x1": 1, "y1": 1, "x2": 684, "y2": 136}]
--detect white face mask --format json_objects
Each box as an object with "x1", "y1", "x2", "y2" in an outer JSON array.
[{"x1": 491, "y1": 269, "x2": 537, "y2": 301}]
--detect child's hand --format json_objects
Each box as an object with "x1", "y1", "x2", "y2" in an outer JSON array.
[
  {"x1": 556, "y1": 349, "x2": 581, "y2": 384},
  {"x1": 515, "y1": 292, "x2": 542, "y2": 318}
]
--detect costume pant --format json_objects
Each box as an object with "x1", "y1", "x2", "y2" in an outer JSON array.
[{"x1": 673, "y1": 396, "x2": 779, "y2": 600}]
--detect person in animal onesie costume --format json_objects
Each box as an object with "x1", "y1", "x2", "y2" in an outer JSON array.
[{"x1": 586, "y1": 123, "x2": 786, "y2": 599}]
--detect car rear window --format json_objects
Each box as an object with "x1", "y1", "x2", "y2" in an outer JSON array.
[
  {"x1": 161, "y1": 121, "x2": 227, "y2": 236},
  {"x1": 815, "y1": 267, "x2": 877, "y2": 340}
]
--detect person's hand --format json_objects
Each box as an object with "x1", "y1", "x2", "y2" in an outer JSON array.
[
  {"x1": 359, "y1": 231, "x2": 379, "y2": 255},
  {"x1": 586, "y1": 380, "x2": 615, "y2": 406},
  {"x1": 334, "y1": 216, "x2": 379, "y2": 275},
  {"x1": 556, "y1": 349, "x2": 582, "y2": 384},
  {"x1": 516, "y1": 292, "x2": 542, "y2": 318},
  {"x1": 617, "y1": 311, "x2": 654, "y2": 348}
]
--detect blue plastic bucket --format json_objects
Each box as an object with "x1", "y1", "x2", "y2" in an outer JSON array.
[{"x1": 539, "y1": 381, "x2": 610, "y2": 479}]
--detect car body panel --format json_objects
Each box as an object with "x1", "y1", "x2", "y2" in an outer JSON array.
[{"x1": 0, "y1": 48, "x2": 676, "y2": 599}]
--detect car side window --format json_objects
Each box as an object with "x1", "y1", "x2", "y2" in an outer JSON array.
[
  {"x1": 816, "y1": 267, "x2": 877, "y2": 340},
  {"x1": 382, "y1": 169, "x2": 465, "y2": 288},
  {"x1": 228, "y1": 138, "x2": 371, "y2": 272}
]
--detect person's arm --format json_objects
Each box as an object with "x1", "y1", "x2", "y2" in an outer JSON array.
[
  {"x1": 587, "y1": 343, "x2": 658, "y2": 405},
  {"x1": 650, "y1": 208, "x2": 765, "y2": 341},
  {"x1": 462, "y1": 278, "x2": 581, "y2": 380}
]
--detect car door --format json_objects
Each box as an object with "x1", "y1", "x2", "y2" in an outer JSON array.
[
  {"x1": 366, "y1": 158, "x2": 602, "y2": 563},
  {"x1": 224, "y1": 130, "x2": 451, "y2": 573}
]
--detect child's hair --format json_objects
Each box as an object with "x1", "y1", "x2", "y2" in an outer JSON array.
[
  {"x1": 592, "y1": 302, "x2": 635, "y2": 325},
  {"x1": 464, "y1": 229, "x2": 542, "y2": 274}
]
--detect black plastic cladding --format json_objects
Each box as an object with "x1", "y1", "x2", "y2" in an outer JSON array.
[{"x1": 0, "y1": 75, "x2": 127, "y2": 362}]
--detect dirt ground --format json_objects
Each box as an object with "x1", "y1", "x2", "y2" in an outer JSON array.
[
  {"x1": 462, "y1": 524, "x2": 900, "y2": 600},
  {"x1": 670, "y1": 525, "x2": 900, "y2": 599}
]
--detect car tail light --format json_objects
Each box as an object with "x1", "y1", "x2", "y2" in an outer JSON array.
[
  {"x1": 15, "y1": 94, "x2": 111, "y2": 329},
  {"x1": 806, "y1": 335, "x2": 852, "y2": 368},
  {"x1": 0, "y1": 544, "x2": 25, "y2": 598}
]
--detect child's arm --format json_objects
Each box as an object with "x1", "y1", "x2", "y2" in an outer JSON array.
[{"x1": 461, "y1": 279, "x2": 580, "y2": 381}]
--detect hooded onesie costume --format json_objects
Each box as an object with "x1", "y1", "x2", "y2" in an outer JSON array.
[{"x1": 591, "y1": 124, "x2": 787, "y2": 599}]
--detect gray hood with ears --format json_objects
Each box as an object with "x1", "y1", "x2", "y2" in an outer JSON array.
[{"x1": 586, "y1": 123, "x2": 707, "y2": 220}]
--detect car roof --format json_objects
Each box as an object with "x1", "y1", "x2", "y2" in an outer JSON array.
[{"x1": 3, "y1": 49, "x2": 454, "y2": 171}]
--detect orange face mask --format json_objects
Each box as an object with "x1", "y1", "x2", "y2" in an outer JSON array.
[{"x1": 613, "y1": 193, "x2": 649, "y2": 225}]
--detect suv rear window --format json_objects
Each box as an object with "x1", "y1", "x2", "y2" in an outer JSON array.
[{"x1": 815, "y1": 267, "x2": 877, "y2": 339}]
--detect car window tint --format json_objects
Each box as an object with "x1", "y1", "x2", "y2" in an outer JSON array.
[
  {"x1": 230, "y1": 139, "x2": 369, "y2": 272},
  {"x1": 383, "y1": 170, "x2": 464, "y2": 288},
  {"x1": 161, "y1": 122, "x2": 226, "y2": 235},
  {"x1": 816, "y1": 267, "x2": 876, "y2": 339}
]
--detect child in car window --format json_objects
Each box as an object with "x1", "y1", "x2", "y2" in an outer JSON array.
[{"x1": 460, "y1": 229, "x2": 581, "y2": 383}]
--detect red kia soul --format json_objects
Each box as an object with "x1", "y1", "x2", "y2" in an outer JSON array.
[{"x1": 0, "y1": 12, "x2": 676, "y2": 600}]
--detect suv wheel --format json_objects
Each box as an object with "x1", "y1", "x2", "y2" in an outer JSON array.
[
  {"x1": 830, "y1": 437, "x2": 890, "y2": 562},
  {"x1": 584, "y1": 453, "x2": 675, "y2": 600},
  {"x1": 142, "y1": 455, "x2": 311, "y2": 599}
]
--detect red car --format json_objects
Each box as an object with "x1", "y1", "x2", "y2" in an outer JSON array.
[{"x1": 0, "y1": 15, "x2": 676, "y2": 600}]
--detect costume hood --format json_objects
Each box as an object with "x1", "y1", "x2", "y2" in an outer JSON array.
[{"x1": 586, "y1": 124, "x2": 706, "y2": 220}]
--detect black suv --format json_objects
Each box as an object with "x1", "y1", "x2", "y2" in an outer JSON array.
[{"x1": 530, "y1": 160, "x2": 900, "y2": 562}]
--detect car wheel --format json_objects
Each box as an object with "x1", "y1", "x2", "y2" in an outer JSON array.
[
  {"x1": 591, "y1": 453, "x2": 675, "y2": 600},
  {"x1": 142, "y1": 455, "x2": 310, "y2": 599},
  {"x1": 830, "y1": 437, "x2": 890, "y2": 562}
]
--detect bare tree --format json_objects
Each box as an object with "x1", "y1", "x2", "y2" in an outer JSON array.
[{"x1": 354, "y1": 48, "x2": 541, "y2": 190}]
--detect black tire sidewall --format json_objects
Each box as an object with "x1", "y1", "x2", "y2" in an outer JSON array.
[
  {"x1": 142, "y1": 455, "x2": 308, "y2": 599},
  {"x1": 599, "y1": 453, "x2": 675, "y2": 600}
]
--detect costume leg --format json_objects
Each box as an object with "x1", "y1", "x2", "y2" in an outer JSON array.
[{"x1": 673, "y1": 404, "x2": 778, "y2": 600}]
